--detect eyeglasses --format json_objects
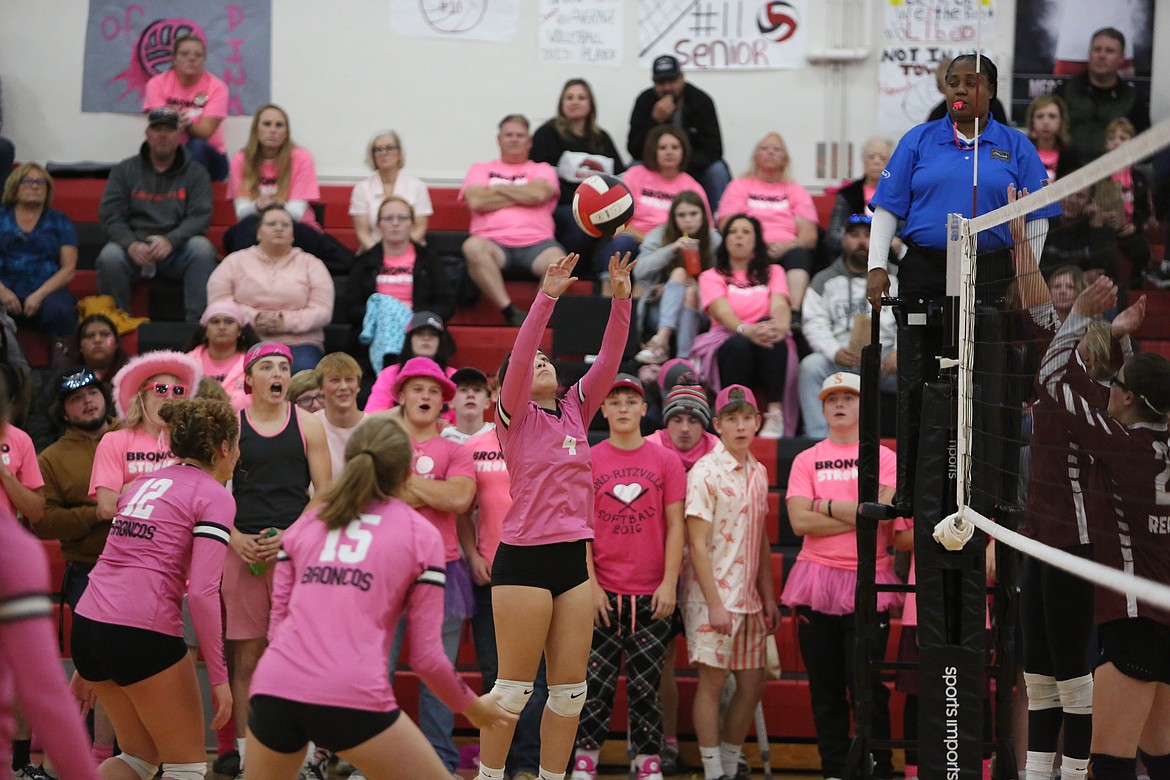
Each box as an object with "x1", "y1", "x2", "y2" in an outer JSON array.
[
  {"x1": 60, "y1": 369, "x2": 98, "y2": 392},
  {"x1": 295, "y1": 393, "x2": 325, "y2": 408},
  {"x1": 146, "y1": 382, "x2": 187, "y2": 398},
  {"x1": 20, "y1": 177, "x2": 48, "y2": 187},
  {"x1": 378, "y1": 214, "x2": 411, "y2": 224},
  {"x1": 1111, "y1": 375, "x2": 1131, "y2": 392},
  {"x1": 372, "y1": 145, "x2": 400, "y2": 154}
]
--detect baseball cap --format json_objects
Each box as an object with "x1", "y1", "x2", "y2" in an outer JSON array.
[
  {"x1": 147, "y1": 106, "x2": 181, "y2": 128},
  {"x1": 451, "y1": 366, "x2": 489, "y2": 388},
  {"x1": 845, "y1": 213, "x2": 873, "y2": 231},
  {"x1": 407, "y1": 311, "x2": 445, "y2": 334},
  {"x1": 662, "y1": 384, "x2": 711, "y2": 428},
  {"x1": 714, "y1": 384, "x2": 758, "y2": 415},
  {"x1": 57, "y1": 368, "x2": 101, "y2": 399},
  {"x1": 652, "y1": 55, "x2": 682, "y2": 81},
  {"x1": 819, "y1": 372, "x2": 862, "y2": 400},
  {"x1": 608, "y1": 373, "x2": 645, "y2": 397}
]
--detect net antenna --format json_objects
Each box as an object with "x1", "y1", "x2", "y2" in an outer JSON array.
[{"x1": 949, "y1": 117, "x2": 1170, "y2": 612}]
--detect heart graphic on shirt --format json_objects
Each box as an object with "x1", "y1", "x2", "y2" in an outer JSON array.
[{"x1": 612, "y1": 483, "x2": 644, "y2": 505}]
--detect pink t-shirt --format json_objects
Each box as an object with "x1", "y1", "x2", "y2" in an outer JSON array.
[
  {"x1": 462, "y1": 426, "x2": 510, "y2": 565},
  {"x1": 412, "y1": 435, "x2": 476, "y2": 562},
  {"x1": 622, "y1": 166, "x2": 710, "y2": 236},
  {"x1": 1037, "y1": 148, "x2": 1060, "y2": 183},
  {"x1": 459, "y1": 159, "x2": 558, "y2": 246},
  {"x1": 142, "y1": 69, "x2": 229, "y2": 153},
  {"x1": 0, "y1": 516, "x2": 100, "y2": 780},
  {"x1": 716, "y1": 177, "x2": 817, "y2": 245},
  {"x1": 497, "y1": 293, "x2": 632, "y2": 546},
  {"x1": 591, "y1": 440, "x2": 686, "y2": 595},
  {"x1": 365, "y1": 363, "x2": 459, "y2": 420},
  {"x1": 189, "y1": 346, "x2": 250, "y2": 411},
  {"x1": 88, "y1": 427, "x2": 176, "y2": 497},
  {"x1": 75, "y1": 464, "x2": 235, "y2": 685},
  {"x1": 699, "y1": 265, "x2": 790, "y2": 324},
  {"x1": 0, "y1": 426, "x2": 43, "y2": 518},
  {"x1": 377, "y1": 244, "x2": 416, "y2": 302},
  {"x1": 785, "y1": 439, "x2": 897, "y2": 570},
  {"x1": 228, "y1": 147, "x2": 322, "y2": 229},
  {"x1": 255, "y1": 499, "x2": 476, "y2": 713},
  {"x1": 646, "y1": 429, "x2": 719, "y2": 472}
]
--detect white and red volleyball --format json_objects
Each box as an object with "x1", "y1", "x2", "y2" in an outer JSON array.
[{"x1": 572, "y1": 174, "x2": 634, "y2": 239}]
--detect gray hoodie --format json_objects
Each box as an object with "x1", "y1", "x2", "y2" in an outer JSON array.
[{"x1": 98, "y1": 142, "x2": 212, "y2": 252}]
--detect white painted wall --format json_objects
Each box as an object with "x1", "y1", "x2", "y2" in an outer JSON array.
[{"x1": 1, "y1": 1, "x2": 1165, "y2": 190}]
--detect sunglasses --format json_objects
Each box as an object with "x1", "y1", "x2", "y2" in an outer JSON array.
[
  {"x1": 60, "y1": 369, "x2": 98, "y2": 392},
  {"x1": 146, "y1": 382, "x2": 187, "y2": 398}
]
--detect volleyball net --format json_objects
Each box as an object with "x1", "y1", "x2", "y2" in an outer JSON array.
[{"x1": 944, "y1": 117, "x2": 1170, "y2": 612}]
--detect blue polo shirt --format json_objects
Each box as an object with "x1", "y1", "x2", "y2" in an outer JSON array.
[
  {"x1": 871, "y1": 117, "x2": 1060, "y2": 253},
  {"x1": 0, "y1": 207, "x2": 78, "y2": 299}
]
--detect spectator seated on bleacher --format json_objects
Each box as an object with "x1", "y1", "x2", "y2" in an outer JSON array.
[
  {"x1": 343, "y1": 196, "x2": 455, "y2": 372},
  {"x1": 349, "y1": 131, "x2": 433, "y2": 249},
  {"x1": 460, "y1": 114, "x2": 563, "y2": 328},
  {"x1": 96, "y1": 107, "x2": 216, "y2": 323},
  {"x1": 365, "y1": 311, "x2": 457, "y2": 416},
  {"x1": 142, "y1": 33, "x2": 230, "y2": 181},
  {"x1": 0, "y1": 164, "x2": 78, "y2": 365},
  {"x1": 223, "y1": 104, "x2": 352, "y2": 272},
  {"x1": 207, "y1": 204, "x2": 334, "y2": 372},
  {"x1": 1041, "y1": 185, "x2": 1119, "y2": 280},
  {"x1": 825, "y1": 137, "x2": 899, "y2": 259},
  {"x1": 187, "y1": 299, "x2": 259, "y2": 410}
]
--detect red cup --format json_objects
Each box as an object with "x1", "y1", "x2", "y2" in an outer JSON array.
[{"x1": 682, "y1": 246, "x2": 701, "y2": 276}]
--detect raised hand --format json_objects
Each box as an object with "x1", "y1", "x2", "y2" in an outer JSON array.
[
  {"x1": 608, "y1": 252, "x2": 636, "y2": 300},
  {"x1": 1007, "y1": 184, "x2": 1030, "y2": 245},
  {"x1": 541, "y1": 253, "x2": 580, "y2": 299},
  {"x1": 1072, "y1": 276, "x2": 1117, "y2": 318},
  {"x1": 1112, "y1": 294, "x2": 1147, "y2": 337}
]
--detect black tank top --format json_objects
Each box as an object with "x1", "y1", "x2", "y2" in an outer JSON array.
[{"x1": 233, "y1": 403, "x2": 311, "y2": 533}]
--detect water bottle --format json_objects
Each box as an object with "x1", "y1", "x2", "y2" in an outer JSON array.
[{"x1": 248, "y1": 528, "x2": 278, "y2": 575}]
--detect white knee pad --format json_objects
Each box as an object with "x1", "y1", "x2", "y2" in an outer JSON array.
[
  {"x1": 1057, "y1": 674, "x2": 1093, "y2": 716},
  {"x1": 1024, "y1": 672, "x2": 1060, "y2": 711},
  {"x1": 491, "y1": 678, "x2": 535, "y2": 714},
  {"x1": 546, "y1": 681, "x2": 587, "y2": 718},
  {"x1": 161, "y1": 761, "x2": 207, "y2": 780},
  {"x1": 115, "y1": 753, "x2": 159, "y2": 780}
]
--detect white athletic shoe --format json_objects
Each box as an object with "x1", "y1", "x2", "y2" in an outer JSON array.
[
  {"x1": 570, "y1": 754, "x2": 597, "y2": 780},
  {"x1": 759, "y1": 409, "x2": 784, "y2": 438},
  {"x1": 13, "y1": 766, "x2": 53, "y2": 780}
]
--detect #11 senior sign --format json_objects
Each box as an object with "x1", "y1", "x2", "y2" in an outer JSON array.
[{"x1": 638, "y1": 0, "x2": 808, "y2": 72}]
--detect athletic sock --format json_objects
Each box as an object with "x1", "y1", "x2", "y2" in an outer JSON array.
[
  {"x1": 1025, "y1": 751, "x2": 1057, "y2": 780},
  {"x1": 1090, "y1": 754, "x2": 1136, "y2": 780},
  {"x1": 91, "y1": 742, "x2": 114, "y2": 764},
  {"x1": 477, "y1": 765, "x2": 505, "y2": 780},
  {"x1": 719, "y1": 742, "x2": 741, "y2": 778},
  {"x1": 538, "y1": 767, "x2": 566, "y2": 780},
  {"x1": 236, "y1": 737, "x2": 246, "y2": 770},
  {"x1": 1060, "y1": 754, "x2": 1089, "y2": 780},
  {"x1": 1143, "y1": 752, "x2": 1170, "y2": 780},
  {"x1": 216, "y1": 717, "x2": 235, "y2": 756},
  {"x1": 13, "y1": 738, "x2": 31, "y2": 770},
  {"x1": 501, "y1": 304, "x2": 517, "y2": 320},
  {"x1": 699, "y1": 746, "x2": 722, "y2": 780}
]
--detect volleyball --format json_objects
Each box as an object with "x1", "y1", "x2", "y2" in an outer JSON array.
[{"x1": 572, "y1": 174, "x2": 634, "y2": 239}]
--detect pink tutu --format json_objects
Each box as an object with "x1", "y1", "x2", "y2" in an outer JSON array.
[{"x1": 780, "y1": 559, "x2": 902, "y2": 616}]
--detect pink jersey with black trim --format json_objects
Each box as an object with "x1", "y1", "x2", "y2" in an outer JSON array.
[
  {"x1": 76, "y1": 464, "x2": 235, "y2": 684},
  {"x1": 496, "y1": 292, "x2": 632, "y2": 546},
  {"x1": 0, "y1": 516, "x2": 100, "y2": 780},
  {"x1": 254, "y1": 498, "x2": 476, "y2": 713}
]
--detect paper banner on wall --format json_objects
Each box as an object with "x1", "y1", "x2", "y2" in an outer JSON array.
[
  {"x1": 82, "y1": 0, "x2": 272, "y2": 114},
  {"x1": 638, "y1": 0, "x2": 809, "y2": 71},
  {"x1": 390, "y1": 0, "x2": 519, "y2": 42},
  {"x1": 877, "y1": 0, "x2": 996, "y2": 137},
  {"x1": 538, "y1": 0, "x2": 623, "y2": 66}
]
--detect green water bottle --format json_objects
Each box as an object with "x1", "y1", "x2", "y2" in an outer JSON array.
[{"x1": 248, "y1": 528, "x2": 278, "y2": 575}]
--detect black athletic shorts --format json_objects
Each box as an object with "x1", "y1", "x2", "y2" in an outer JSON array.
[
  {"x1": 1097, "y1": 618, "x2": 1170, "y2": 684},
  {"x1": 249, "y1": 694, "x2": 401, "y2": 753},
  {"x1": 491, "y1": 540, "x2": 588, "y2": 596},
  {"x1": 71, "y1": 613, "x2": 188, "y2": 686}
]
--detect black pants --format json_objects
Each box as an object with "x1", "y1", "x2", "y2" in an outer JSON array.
[
  {"x1": 716, "y1": 331, "x2": 788, "y2": 403},
  {"x1": 796, "y1": 607, "x2": 893, "y2": 779}
]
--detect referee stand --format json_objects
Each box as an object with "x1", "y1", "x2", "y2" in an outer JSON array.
[{"x1": 847, "y1": 296, "x2": 1022, "y2": 780}]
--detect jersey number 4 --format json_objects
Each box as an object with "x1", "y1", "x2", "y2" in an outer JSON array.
[
  {"x1": 122, "y1": 478, "x2": 174, "y2": 520},
  {"x1": 320, "y1": 513, "x2": 382, "y2": 564}
]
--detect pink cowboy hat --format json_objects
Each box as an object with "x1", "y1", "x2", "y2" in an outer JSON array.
[{"x1": 111, "y1": 350, "x2": 203, "y2": 419}]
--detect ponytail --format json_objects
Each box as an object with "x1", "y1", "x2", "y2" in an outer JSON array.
[{"x1": 315, "y1": 416, "x2": 413, "y2": 530}]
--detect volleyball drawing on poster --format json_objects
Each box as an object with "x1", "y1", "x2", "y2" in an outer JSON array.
[
  {"x1": 390, "y1": 0, "x2": 520, "y2": 42},
  {"x1": 81, "y1": 0, "x2": 272, "y2": 114},
  {"x1": 539, "y1": 0, "x2": 623, "y2": 66},
  {"x1": 876, "y1": 0, "x2": 996, "y2": 138},
  {"x1": 638, "y1": 0, "x2": 809, "y2": 72}
]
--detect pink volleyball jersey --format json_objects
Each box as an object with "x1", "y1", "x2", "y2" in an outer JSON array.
[
  {"x1": 785, "y1": 439, "x2": 898, "y2": 570},
  {"x1": 76, "y1": 464, "x2": 235, "y2": 685},
  {"x1": 496, "y1": 293, "x2": 632, "y2": 546},
  {"x1": 255, "y1": 498, "x2": 476, "y2": 713},
  {"x1": 463, "y1": 426, "x2": 511, "y2": 565},
  {"x1": 590, "y1": 440, "x2": 686, "y2": 594},
  {"x1": 0, "y1": 516, "x2": 99, "y2": 780},
  {"x1": 88, "y1": 427, "x2": 176, "y2": 497},
  {"x1": 411, "y1": 434, "x2": 476, "y2": 562},
  {"x1": 0, "y1": 425, "x2": 43, "y2": 517}
]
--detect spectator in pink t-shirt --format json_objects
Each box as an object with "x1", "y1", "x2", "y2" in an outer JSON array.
[
  {"x1": 460, "y1": 115, "x2": 564, "y2": 328},
  {"x1": 187, "y1": 299, "x2": 259, "y2": 411},
  {"x1": 573, "y1": 374, "x2": 685, "y2": 780},
  {"x1": 142, "y1": 34, "x2": 230, "y2": 181},
  {"x1": 717, "y1": 132, "x2": 818, "y2": 310},
  {"x1": 0, "y1": 422, "x2": 43, "y2": 522},
  {"x1": 365, "y1": 312, "x2": 458, "y2": 415},
  {"x1": 780, "y1": 372, "x2": 898, "y2": 780}
]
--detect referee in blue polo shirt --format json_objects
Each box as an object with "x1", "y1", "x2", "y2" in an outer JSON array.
[{"x1": 865, "y1": 54, "x2": 1060, "y2": 512}]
